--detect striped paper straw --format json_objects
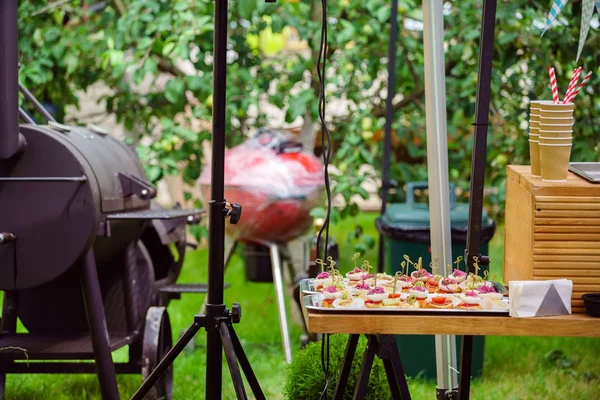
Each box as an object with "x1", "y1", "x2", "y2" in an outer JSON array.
[
  {"x1": 565, "y1": 71, "x2": 593, "y2": 103},
  {"x1": 564, "y1": 67, "x2": 582, "y2": 103},
  {"x1": 548, "y1": 67, "x2": 560, "y2": 104}
]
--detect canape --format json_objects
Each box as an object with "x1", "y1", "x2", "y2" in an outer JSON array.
[
  {"x1": 313, "y1": 271, "x2": 333, "y2": 289},
  {"x1": 425, "y1": 296, "x2": 454, "y2": 309},
  {"x1": 382, "y1": 293, "x2": 402, "y2": 308},
  {"x1": 352, "y1": 281, "x2": 371, "y2": 297},
  {"x1": 365, "y1": 286, "x2": 387, "y2": 308},
  {"x1": 346, "y1": 267, "x2": 364, "y2": 281},
  {"x1": 411, "y1": 268, "x2": 433, "y2": 282},
  {"x1": 448, "y1": 268, "x2": 467, "y2": 283},
  {"x1": 333, "y1": 297, "x2": 365, "y2": 309},
  {"x1": 438, "y1": 277, "x2": 459, "y2": 294},
  {"x1": 408, "y1": 284, "x2": 429, "y2": 300},
  {"x1": 321, "y1": 285, "x2": 347, "y2": 308},
  {"x1": 476, "y1": 284, "x2": 503, "y2": 300},
  {"x1": 457, "y1": 290, "x2": 483, "y2": 310}
]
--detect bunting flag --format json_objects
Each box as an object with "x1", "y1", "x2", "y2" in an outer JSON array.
[
  {"x1": 577, "y1": 0, "x2": 595, "y2": 61},
  {"x1": 542, "y1": 0, "x2": 570, "y2": 35}
]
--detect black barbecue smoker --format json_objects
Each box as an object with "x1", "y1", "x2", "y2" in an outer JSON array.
[{"x1": 0, "y1": 2, "x2": 207, "y2": 399}]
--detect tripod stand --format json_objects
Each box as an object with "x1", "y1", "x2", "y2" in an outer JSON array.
[{"x1": 131, "y1": 1, "x2": 268, "y2": 399}]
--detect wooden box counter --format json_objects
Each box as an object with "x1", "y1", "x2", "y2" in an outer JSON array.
[{"x1": 504, "y1": 165, "x2": 600, "y2": 313}]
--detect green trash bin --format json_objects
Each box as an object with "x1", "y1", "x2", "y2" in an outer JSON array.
[{"x1": 375, "y1": 181, "x2": 497, "y2": 380}]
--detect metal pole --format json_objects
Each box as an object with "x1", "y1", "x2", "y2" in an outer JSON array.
[
  {"x1": 461, "y1": 1, "x2": 497, "y2": 399},
  {"x1": 206, "y1": 0, "x2": 229, "y2": 398},
  {"x1": 465, "y1": 0, "x2": 497, "y2": 273},
  {"x1": 0, "y1": 0, "x2": 23, "y2": 159},
  {"x1": 268, "y1": 243, "x2": 293, "y2": 363},
  {"x1": 377, "y1": 0, "x2": 399, "y2": 274},
  {"x1": 422, "y1": 0, "x2": 458, "y2": 397}
]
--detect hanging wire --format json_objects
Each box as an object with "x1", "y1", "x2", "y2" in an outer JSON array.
[{"x1": 314, "y1": 0, "x2": 333, "y2": 398}]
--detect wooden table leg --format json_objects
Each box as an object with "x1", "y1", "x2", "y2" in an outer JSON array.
[{"x1": 334, "y1": 334, "x2": 360, "y2": 400}]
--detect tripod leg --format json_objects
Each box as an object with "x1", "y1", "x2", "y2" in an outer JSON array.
[
  {"x1": 227, "y1": 323, "x2": 266, "y2": 400},
  {"x1": 219, "y1": 321, "x2": 248, "y2": 400},
  {"x1": 353, "y1": 335, "x2": 377, "y2": 400},
  {"x1": 80, "y1": 250, "x2": 120, "y2": 400},
  {"x1": 131, "y1": 318, "x2": 203, "y2": 400},
  {"x1": 268, "y1": 242, "x2": 292, "y2": 363},
  {"x1": 333, "y1": 334, "x2": 359, "y2": 400}
]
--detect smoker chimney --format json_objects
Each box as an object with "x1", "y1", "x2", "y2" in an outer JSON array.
[{"x1": 0, "y1": 0, "x2": 26, "y2": 159}]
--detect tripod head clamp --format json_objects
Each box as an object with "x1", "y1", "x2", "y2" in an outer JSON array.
[
  {"x1": 223, "y1": 201, "x2": 242, "y2": 224},
  {"x1": 230, "y1": 302, "x2": 242, "y2": 324}
]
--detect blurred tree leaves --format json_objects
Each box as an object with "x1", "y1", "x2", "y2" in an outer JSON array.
[{"x1": 16, "y1": 0, "x2": 599, "y2": 249}]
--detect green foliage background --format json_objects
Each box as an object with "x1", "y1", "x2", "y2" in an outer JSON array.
[{"x1": 16, "y1": 0, "x2": 600, "y2": 247}]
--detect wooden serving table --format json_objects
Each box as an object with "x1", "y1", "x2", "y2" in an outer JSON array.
[
  {"x1": 306, "y1": 312, "x2": 600, "y2": 337},
  {"x1": 302, "y1": 302, "x2": 600, "y2": 400}
]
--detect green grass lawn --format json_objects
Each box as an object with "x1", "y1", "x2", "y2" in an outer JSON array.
[{"x1": 2, "y1": 213, "x2": 599, "y2": 399}]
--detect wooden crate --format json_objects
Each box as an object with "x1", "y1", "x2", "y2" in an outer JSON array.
[{"x1": 504, "y1": 165, "x2": 600, "y2": 313}]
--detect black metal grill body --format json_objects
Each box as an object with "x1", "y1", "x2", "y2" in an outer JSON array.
[{"x1": 0, "y1": 124, "x2": 149, "y2": 292}]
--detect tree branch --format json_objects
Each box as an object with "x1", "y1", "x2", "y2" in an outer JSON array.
[{"x1": 372, "y1": 58, "x2": 458, "y2": 118}]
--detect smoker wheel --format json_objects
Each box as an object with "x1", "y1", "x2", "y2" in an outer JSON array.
[{"x1": 141, "y1": 306, "x2": 173, "y2": 400}]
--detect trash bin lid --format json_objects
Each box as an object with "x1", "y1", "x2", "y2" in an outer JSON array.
[{"x1": 380, "y1": 181, "x2": 490, "y2": 229}]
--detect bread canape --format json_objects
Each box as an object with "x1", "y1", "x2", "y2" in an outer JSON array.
[
  {"x1": 365, "y1": 272, "x2": 393, "y2": 286},
  {"x1": 346, "y1": 252, "x2": 364, "y2": 281},
  {"x1": 476, "y1": 283, "x2": 503, "y2": 300},
  {"x1": 410, "y1": 257, "x2": 433, "y2": 283},
  {"x1": 346, "y1": 267, "x2": 364, "y2": 281},
  {"x1": 321, "y1": 285, "x2": 349, "y2": 308},
  {"x1": 399, "y1": 294, "x2": 420, "y2": 309},
  {"x1": 411, "y1": 268, "x2": 433, "y2": 283},
  {"x1": 313, "y1": 258, "x2": 334, "y2": 289},
  {"x1": 427, "y1": 274, "x2": 443, "y2": 293},
  {"x1": 396, "y1": 275, "x2": 415, "y2": 292},
  {"x1": 438, "y1": 277, "x2": 460, "y2": 294},
  {"x1": 364, "y1": 286, "x2": 387, "y2": 308},
  {"x1": 382, "y1": 293, "x2": 402, "y2": 308},
  {"x1": 313, "y1": 271, "x2": 333, "y2": 290},
  {"x1": 352, "y1": 280, "x2": 371, "y2": 297},
  {"x1": 448, "y1": 256, "x2": 467, "y2": 283},
  {"x1": 425, "y1": 295, "x2": 454, "y2": 309},
  {"x1": 457, "y1": 290, "x2": 483, "y2": 310},
  {"x1": 448, "y1": 268, "x2": 467, "y2": 283},
  {"x1": 332, "y1": 295, "x2": 365, "y2": 309},
  {"x1": 382, "y1": 274, "x2": 403, "y2": 307},
  {"x1": 408, "y1": 282, "x2": 429, "y2": 299}
]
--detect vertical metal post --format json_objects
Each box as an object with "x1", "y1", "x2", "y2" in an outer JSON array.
[
  {"x1": 461, "y1": 1, "x2": 497, "y2": 399},
  {"x1": 268, "y1": 243, "x2": 293, "y2": 363},
  {"x1": 423, "y1": 0, "x2": 458, "y2": 397},
  {"x1": 377, "y1": 0, "x2": 399, "y2": 274},
  {"x1": 206, "y1": 0, "x2": 229, "y2": 398},
  {"x1": 0, "y1": 0, "x2": 23, "y2": 159},
  {"x1": 465, "y1": 0, "x2": 497, "y2": 273}
]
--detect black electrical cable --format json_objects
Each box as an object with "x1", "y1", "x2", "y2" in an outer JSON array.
[{"x1": 314, "y1": 0, "x2": 333, "y2": 399}]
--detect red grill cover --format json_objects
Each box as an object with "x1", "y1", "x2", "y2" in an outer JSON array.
[{"x1": 198, "y1": 132, "x2": 324, "y2": 242}]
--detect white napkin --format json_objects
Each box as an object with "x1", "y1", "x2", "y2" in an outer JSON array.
[{"x1": 509, "y1": 279, "x2": 572, "y2": 318}]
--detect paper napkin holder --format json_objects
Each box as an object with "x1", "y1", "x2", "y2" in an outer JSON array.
[{"x1": 509, "y1": 279, "x2": 573, "y2": 318}]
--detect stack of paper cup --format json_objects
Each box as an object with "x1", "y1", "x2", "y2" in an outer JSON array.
[
  {"x1": 529, "y1": 101, "x2": 542, "y2": 177},
  {"x1": 537, "y1": 101, "x2": 574, "y2": 182}
]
